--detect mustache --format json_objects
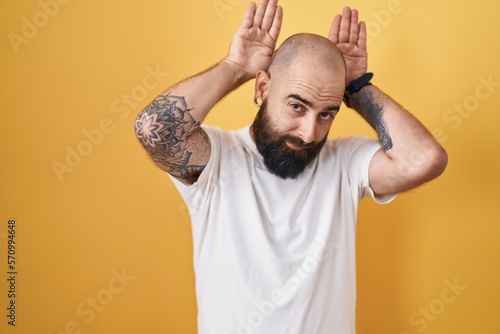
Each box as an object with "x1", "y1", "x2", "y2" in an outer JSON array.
[{"x1": 281, "y1": 134, "x2": 317, "y2": 150}]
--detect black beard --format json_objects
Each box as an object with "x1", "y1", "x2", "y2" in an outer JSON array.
[{"x1": 252, "y1": 99, "x2": 328, "y2": 179}]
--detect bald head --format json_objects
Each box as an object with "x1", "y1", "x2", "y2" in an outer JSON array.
[{"x1": 268, "y1": 33, "x2": 346, "y2": 82}]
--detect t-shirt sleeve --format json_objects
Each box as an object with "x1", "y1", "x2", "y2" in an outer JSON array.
[
  {"x1": 168, "y1": 125, "x2": 222, "y2": 217},
  {"x1": 342, "y1": 136, "x2": 397, "y2": 204}
]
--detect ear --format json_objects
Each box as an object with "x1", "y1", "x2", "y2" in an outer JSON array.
[{"x1": 254, "y1": 70, "x2": 271, "y2": 101}]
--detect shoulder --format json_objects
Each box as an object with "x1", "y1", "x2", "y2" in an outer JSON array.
[
  {"x1": 202, "y1": 124, "x2": 253, "y2": 148},
  {"x1": 200, "y1": 124, "x2": 242, "y2": 142},
  {"x1": 323, "y1": 135, "x2": 379, "y2": 155},
  {"x1": 317, "y1": 136, "x2": 381, "y2": 174}
]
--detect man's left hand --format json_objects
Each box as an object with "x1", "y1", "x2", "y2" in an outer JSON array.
[{"x1": 328, "y1": 7, "x2": 368, "y2": 85}]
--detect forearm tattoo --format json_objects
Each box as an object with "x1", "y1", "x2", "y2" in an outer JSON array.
[
  {"x1": 134, "y1": 94, "x2": 209, "y2": 180},
  {"x1": 351, "y1": 89, "x2": 393, "y2": 151}
]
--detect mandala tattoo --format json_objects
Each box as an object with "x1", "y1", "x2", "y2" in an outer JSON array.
[{"x1": 135, "y1": 94, "x2": 208, "y2": 180}]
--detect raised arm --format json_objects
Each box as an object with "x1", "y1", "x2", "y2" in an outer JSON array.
[
  {"x1": 329, "y1": 7, "x2": 448, "y2": 196},
  {"x1": 134, "y1": 0, "x2": 283, "y2": 184}
]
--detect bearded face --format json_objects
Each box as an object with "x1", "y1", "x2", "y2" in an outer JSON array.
[{"x1": 252, "y1": 99, "x2": 328, "y2": 179}]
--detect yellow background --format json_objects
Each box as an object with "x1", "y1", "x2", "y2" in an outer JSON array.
[{"x1": 1, "y1": 0, "x2": 499, "y2": 333}]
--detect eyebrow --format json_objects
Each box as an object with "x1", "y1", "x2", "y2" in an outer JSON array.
[{"x1": 287, "y1": 93, "x2": 340, "y2": 112}]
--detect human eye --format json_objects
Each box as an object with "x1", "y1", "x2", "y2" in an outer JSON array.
[
  {"x1": 290, "y1": 103, "x2": 304, "y2": 112},
  {"x1": 319, "y1": 112, "x2": 334, "y2": 120}
]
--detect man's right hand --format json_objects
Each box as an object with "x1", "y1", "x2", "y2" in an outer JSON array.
[
  {"x1": 226, "y1": 0, "x2": 283, "y2": 82},
  {"x1": 135, "y1": 1, "x2": 283, "y2": 185}
]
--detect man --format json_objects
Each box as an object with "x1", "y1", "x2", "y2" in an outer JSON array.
[{"x1": 134, "y1": 0, "x2": 447, "y2": 333}]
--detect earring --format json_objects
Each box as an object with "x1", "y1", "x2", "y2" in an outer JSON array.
[{"x1": 254, "y1": 97, "x2": 263, "y2": 107}]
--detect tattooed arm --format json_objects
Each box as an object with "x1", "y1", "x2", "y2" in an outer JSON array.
[
  {"x1": 348, "y1": 85, "x2": 447, "y2": 195},
  {"x1": 330, "y1": 7, "x2": 447, "y2": 196},
  {"x1": 134, "y1": 0, "x2": 282, "y2": 184},
  {"x1": 134, "y1": 62, "x2": 245, "y2": 184}
]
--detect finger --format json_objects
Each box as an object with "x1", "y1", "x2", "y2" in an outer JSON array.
[
  {"x1": 328, "y1": 14, "x2": 341, "y2": 44},
  {"x1": 358, "y1": 21, "x2": 367, "y2": 50},
  {"x1": 339, "y1": 6, "x2": 352, "y2": 43},
  {"x1": 240, "y1": 2, "x2": 257, "y2": 29},
  {"x1": 261, "y1": 0, "x2": 278, "y2": 31},
  {"x1": 253, "y1": 0, "x2": 269, "y2": 28},
  {"x1": 349, "y1": 9, "x2": 359, "y2": 44},
  {"x1": 269, "y1": 5, "x2": 283, "y2": 41}
]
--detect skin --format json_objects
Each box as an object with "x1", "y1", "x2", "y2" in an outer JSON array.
[
  {"x1": 135, "y1": 0, "x2": 282, "y2": 184},
  {"x1": 329, "y1": 7, "x2": 448, "y2": 195},
  {"x1": 134, "y1": 0, "x2": 447, "y2": 196},
  {"x1": 252, "y1": 34, "x2": 346, "y2": 147}
]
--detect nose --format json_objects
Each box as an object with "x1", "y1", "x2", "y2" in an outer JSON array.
[{"x1": 297, "y1": 114, "x2": 317, "y2": 144}]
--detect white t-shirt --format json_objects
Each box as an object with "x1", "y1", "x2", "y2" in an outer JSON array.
[{"x1": 170, "y1": 125, "x2": 396, "y2": 334}]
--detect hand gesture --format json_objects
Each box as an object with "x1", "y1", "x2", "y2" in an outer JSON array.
[
  {"x1": 227, "y1": 0, "x2": 283, "y2": 81},
  {"x1": 328, "y1": 7, "x2": 368, "y2": 85}
]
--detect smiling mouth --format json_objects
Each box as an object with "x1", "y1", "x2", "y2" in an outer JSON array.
[{"x1": 286, "y1": 140, "x2": 305, "y2": 151}]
